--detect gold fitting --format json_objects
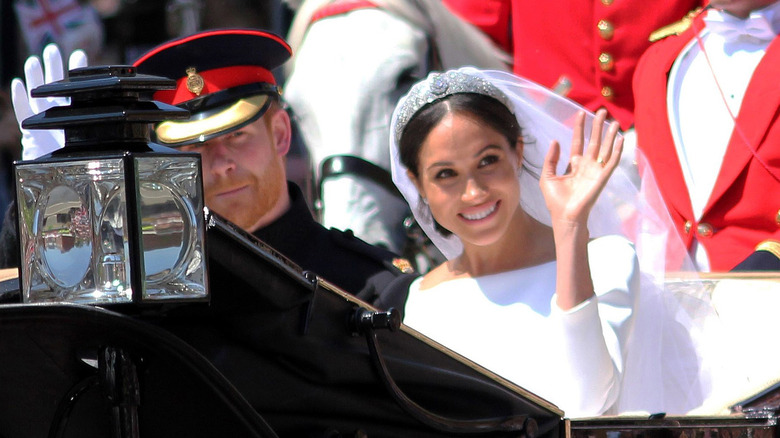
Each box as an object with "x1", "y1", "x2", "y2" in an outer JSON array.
[
  {"x1": 684, "y1": 220, "x2": 692, "y2": 234},
  {"x1": 601, "y1": 0, "x2": 614, "y2": 5},
  {"x1": 392, "y1": 258, "x2": 415, "y2": 274},
  {"x1": 775, "y1": 209, "x2": 780, "y2": 226},
  {"x1": 755, "y1": 240, "x2": 780, "y2": 260},
  {"x1": 598, "y1": 20, "x2": 614, "y2": 40},
  {"x1": 696, "y1": 223, "x2": 713, "y2": 237},
  {"x1": 601, "y1": 86, "x2": 614, "y2": 100},
  {"x1": 186, "y1": 67, "x2": 205, "y2": 96},
  {"x1": 599, "y1": 52, "x2": 614, "y2": 71}
]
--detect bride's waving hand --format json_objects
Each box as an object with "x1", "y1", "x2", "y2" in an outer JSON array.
[
  {"x1": 539, "y1": 109, "x2": 624, "y2": 310},
  {"x1": 540, "y1": 109, "x2": 624, "y2": 228}
]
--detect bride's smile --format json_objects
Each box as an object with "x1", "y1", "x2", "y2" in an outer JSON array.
[{"x1": 459, "y1": 200, "x2": 499, "y2": 222}]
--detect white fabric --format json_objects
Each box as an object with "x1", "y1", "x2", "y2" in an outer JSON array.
[
  {"x1": 667, "y1": 2, "x2": 780, "y2": 270},
  {"x1": 703, "y1": 6, "x2": 779, "y2": 42},
  {"x1": 389, "y1": 68, "x2": 676, "y2": 274},
  {"x1": 404, "y1": 236, "x2": 636, "y2": 417},
  {"x1": 320, "y1": 176, "x2": 410, "y2": 250}
]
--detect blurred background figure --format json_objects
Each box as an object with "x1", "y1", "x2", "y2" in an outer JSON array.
[
  {"x1": 445, "y1": 0, "x2": 706, "y2": 189},
  {"x1": 13, "y1": 0, "x2": 104, "y2": 63},
  {"x1": 283, "y1": 0, "x2": 509, "y2": 271},
  {"x1": 633, "y1": 0, "x2": 780, "y2": 272}
]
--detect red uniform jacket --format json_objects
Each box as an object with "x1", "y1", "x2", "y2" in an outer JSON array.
[
  {"x1": 633, "y1": 16, "x2": 780, "y2": 271},
  {"x1": 511, "y1": 0, "x2": 702, "y2": 130}
]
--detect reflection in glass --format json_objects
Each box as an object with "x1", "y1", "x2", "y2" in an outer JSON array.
[
  {"x1": 38, "y1": 186, "x2": 91, "y2": 288},
  {"x1": 17, "y1": 158, "x2": 133, "y2": 304},
  {"x1": 140, "y1": 182, "x2": 186, "y2": 280},
  {"x1": 15, "y1": 154, "x2": 207, "y2": 304},
  {"x1": 136, "y1": 155, "x2": 207, "y2": 300},
  {"x1": 98, "y1": 186, "x2": 129, "y2": 295}
]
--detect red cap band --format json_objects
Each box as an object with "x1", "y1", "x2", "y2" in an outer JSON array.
[{"x1": 153, "y1": 65, "x2": 277, "y2": 105}]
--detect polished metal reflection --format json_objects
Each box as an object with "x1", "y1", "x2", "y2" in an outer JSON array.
[
  {"x1": 38, "y1": 185, "x2": 92, "y2": 289},
  {"x1": 17, "y1": 158, "x2": 134, "y2": 303},
  {"x1": 140, "y1": 182, "x2": 186, "y2": 281},
  {"x1": 136, "y1": 155, "x2": 206, "y2": 300},
  {"x1": 16, "y1": 154, "x2": 207, "y2": 304}
]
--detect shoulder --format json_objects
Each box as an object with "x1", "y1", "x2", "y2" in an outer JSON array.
[
  {"x1": 637, "y1": 9, "x2": 703, "y2": 72},
  {"x1": 326, "y1": 227, "x2": 419, "y2": 309},
  {"x1": 326, "y1": 227, "x2": 415, "y2": 274},
  {"x1": 648, "y1": 7, "x2": 705, "y2": 43}
]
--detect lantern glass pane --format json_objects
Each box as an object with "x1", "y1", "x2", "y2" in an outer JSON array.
[
  {"x1": 16, "y1": 158, "x2": 133, "y2": 304},
  {"x1": 136, "y1": 155, "x2": 207, "y2": 301}
]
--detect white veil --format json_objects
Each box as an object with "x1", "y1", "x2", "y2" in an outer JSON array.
[
  {"x1": 389, "y1": 68, "x2": 676, "y2": 274},
  {"x1": 388, "y1": 67, "x2": 713, "y2": 415}
]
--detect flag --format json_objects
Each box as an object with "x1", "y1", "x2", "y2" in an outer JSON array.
[{"x1": 14, "y1": 0, "x2": 103, "y2": 57}]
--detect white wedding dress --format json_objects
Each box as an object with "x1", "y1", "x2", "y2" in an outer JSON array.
[{"x1": 403, "y1": 235, "x2": 638, "y2": 418}]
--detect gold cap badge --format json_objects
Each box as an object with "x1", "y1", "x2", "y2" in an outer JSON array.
[
  {"x1": 392, "y1": 258, "x2": 415, "y2": 274},
  {"x1": 186, "y1": 67, "x2": 205, "y2": 95}
]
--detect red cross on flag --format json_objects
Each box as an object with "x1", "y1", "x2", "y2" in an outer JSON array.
[{"x1": 14, "y1": 0, "x2": 103, "y2": 56}]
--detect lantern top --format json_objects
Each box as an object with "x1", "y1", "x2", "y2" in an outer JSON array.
[{"x1": 21, "y1": 65, "x2": 190, "y2": 149}]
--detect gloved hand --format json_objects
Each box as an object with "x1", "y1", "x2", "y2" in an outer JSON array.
[{"x1": 11, "y1": 44, "x2": 88, "y2": 161}]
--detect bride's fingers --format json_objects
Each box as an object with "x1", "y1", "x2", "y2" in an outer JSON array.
[
  {"x1": 596, "y1": 119, "x2": 620, "y2": 167},
  {"x1": 587, "y1": 109, "x2": 608, "y2": 162},
  {"x1": 542, "y1": 140, "x2": 561, "y2": 180},
  {"x1": 602, "y1": 132, "x2": 624, "y2": 177},
  {"x1": 570, "y1": 111, "x2": 586, "y2": 158}
]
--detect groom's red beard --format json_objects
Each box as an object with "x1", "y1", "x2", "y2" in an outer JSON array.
[{"x1": 204, "y1": 156, "x2": 286, "y2": 232}]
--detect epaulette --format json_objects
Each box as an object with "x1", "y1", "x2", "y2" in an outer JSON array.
[
  {"x1": 649, "y1": 7, "x2": 704, "y2": 42},
  {"x1": 328, "y1": 228, "x2": 415, "y2": 274},
  {"x1": 755, "y1": 240, "x2": 780, "y2": 260}
]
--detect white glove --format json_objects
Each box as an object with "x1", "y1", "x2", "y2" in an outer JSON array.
[{"x1": 11, "y1": 44, "x2": 89, "y2": 160}]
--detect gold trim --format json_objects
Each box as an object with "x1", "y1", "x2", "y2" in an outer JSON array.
[
  {"x1": 756, "y1": 240, "x2": 780, "y2": 260},
  {"x1": 155, "y1": 95, "x2": 269, "y2": 145},
  {"x1": 649, "y1": 7, "x2": 703, "y2": 42},
  {"x1": 392, "y1": 258, "x2": 414, "y2": 274}
]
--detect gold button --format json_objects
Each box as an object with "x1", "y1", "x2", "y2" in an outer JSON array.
[
  {"x1": 598, "y1": 20, "x2": 614, "y2": 40},
  {"x1": 697, "y1": 223, "x2": 713, "y2": 237},
  {"x1": 776, "y1": 209, "x2": 780, "y2": 226},
  {"x1": 601, "y1": 86, "x2": 614, "y2": 100},
  {"x1": 684, "y1": 220, "x2": 692, "y2": 234},
  {"x1": 601, "y1": 0, "x2": 614, "y2": 5},
  {"x1": 599, "y1": 52, "x2": 614, "y2": 71}
]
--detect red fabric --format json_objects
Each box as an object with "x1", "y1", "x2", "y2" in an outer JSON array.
[
  {"x1": 633, "y1": 16, "x2": 780, "y2": 271},
  {"x1": 442, "y1": 0, "x2": 512, "y2": 53},
  {"x1": 510, "y1": 0, "x2": 703, "y2": 130},
  {"x1": 152, "y1": 65, "x2": 276, "y2": 105},
  {"x1": 310, "y1": 0, "x2": 377, "y2": 23}
]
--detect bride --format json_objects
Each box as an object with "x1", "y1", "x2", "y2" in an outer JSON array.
[{"x1": 390, "y1": 67, "x2": 662, "y2": 417}]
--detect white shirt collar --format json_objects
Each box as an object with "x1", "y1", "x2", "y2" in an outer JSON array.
[{"x1": 704, "y1": 2, "x2": 780, "y2": 42}]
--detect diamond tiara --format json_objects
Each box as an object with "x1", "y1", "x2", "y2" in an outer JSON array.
[{"x1": 393, "y1": 69, "x2": 514, "y2": 143}]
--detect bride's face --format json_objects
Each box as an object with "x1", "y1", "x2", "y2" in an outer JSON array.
[{"x1": 411, "y1": 111, "x2": 523, "y2": 248}]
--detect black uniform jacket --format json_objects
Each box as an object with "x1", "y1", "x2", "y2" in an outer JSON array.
[{"x1": 254, "y1": 182, "x2": 415, "y2": 308}]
